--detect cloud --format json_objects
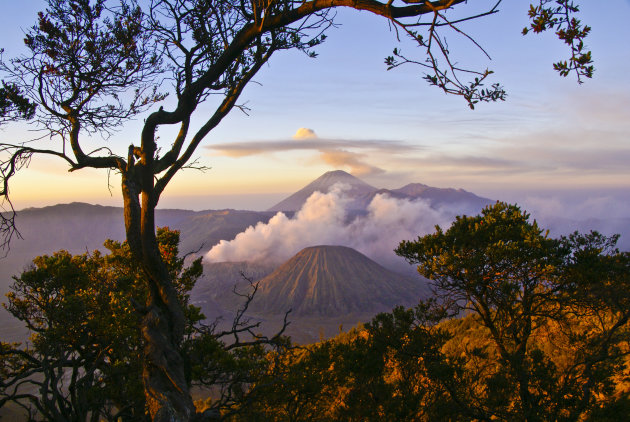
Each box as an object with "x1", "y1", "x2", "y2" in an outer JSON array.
[
  {"x1": 205, "y1": 185, "x2": 454, "y2": 268},
  {"x1": 208, "y1": 138, "x2": 417, "y2": 157},
  {"x1": 293, "y1": 128, "x2": 317, "y2": 139},
  {"x1": 367, "y1": 125, "x2": 630, "y2": 190},
  {"x1": 521, "y1": 194, "x2": 630, "y2": 222},
  {"x1": 205, "y1": 83, "x2": 630, "y2": 196},
  {"x1": 319, "y1": 150, "x2": 385, "y2": 176},
  {"x1": 207, "y1": 133, "x2": 419, "y2": 175},
  {"x1": 517, "y1": 194, "x2": 630, "y2": 251},
  {"x1": 390, "y1": 154, "x2": 538, "y2": 175}
]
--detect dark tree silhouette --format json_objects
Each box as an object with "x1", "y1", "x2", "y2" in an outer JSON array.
[{"x1": 0, "y1": 1, "x2": 593, "y2": 420}]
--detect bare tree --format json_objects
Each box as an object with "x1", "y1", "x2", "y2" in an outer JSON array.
[{"x1": 0, "y1": 0, "x2": 592, "y2": 420}]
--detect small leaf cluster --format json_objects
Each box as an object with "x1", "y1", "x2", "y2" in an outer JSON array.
[
  {"x1": 0, "y1": 80, "x2": 36, "y2": 123},
  {"x1": 523, "y1": 0, "x2": 593, "y2": 82},
  {"x1": 386, "y1": 47, "x2": 506, "y2": 110}
]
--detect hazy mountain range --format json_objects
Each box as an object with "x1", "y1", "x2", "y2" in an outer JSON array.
[
  {"x1": 268, "y1": 169, "x2": 492, "y2": 212},
  {"x1": 1, "y1": 170, "x2": 628, "y2": 343}
]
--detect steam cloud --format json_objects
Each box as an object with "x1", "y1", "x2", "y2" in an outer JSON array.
[
  {"x1": 206, "y1": 185, "x2": 454, "y2": 268},
  {"x1": 319, "y1": 150, "x2": 385, "y2": 176}
]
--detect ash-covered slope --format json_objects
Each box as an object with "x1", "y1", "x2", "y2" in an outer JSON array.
[
  {"x1": 251, "y1": 245, "x2": 429, "y2": 317},
  {"x1": 192, "y1": 260, "x2": 278, "y2": 310},
  {"x1": 268, "y1": 170, "x2": 377, "y2": 212}
]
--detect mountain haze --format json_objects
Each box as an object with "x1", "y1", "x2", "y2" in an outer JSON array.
[
  {"x1": 251, "y1": 245, "x2": 429, "y2": 317},
  {"x1": 176, "y1": 209, "x2": 278, "y2": 257},
  {"x1": 0, "y1": 204, "x2": 273, "y2": 300}
]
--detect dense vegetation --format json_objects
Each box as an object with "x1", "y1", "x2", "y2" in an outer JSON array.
[
  {"x1": 0, "y1": 228, "x2": 287, "y2": 421},
  {"x1": 2, "y1": 202, "x2": 628, "y2": 421}
]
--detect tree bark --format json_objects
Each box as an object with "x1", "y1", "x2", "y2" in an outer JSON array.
[{"x1": 122, "y1": 169, "x2": 196, "y2": 421}]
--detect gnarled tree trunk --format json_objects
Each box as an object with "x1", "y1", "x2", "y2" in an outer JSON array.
[{"x1": 122, "y1": 170, "x2": 195, "y2": 421}]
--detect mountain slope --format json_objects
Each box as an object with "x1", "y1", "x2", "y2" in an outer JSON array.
[
  {"x1": 251, "y1": 245, "x2": 429, "y2": 317},
  {"x1": 392, "y1": 183, "x2": 493, "y2": 211},
  {"x1": 268, "y1": 170, "x2": 377, "y2": 212},
  {"x1": 192, "y1": 260, "x2": 278, "y2": 310}
]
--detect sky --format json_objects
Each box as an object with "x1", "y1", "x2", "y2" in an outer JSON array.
[{"x1": 0, "y1": 0, "x2": 629, "y2": 220}]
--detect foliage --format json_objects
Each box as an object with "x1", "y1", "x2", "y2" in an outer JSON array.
[
  {"x1": 523, "y1": 0, "x2": 593, "y2": 82},
  {"x1": 0, "y1": 228, "x2": 288, "y2": 421},
  {"x1": 0, "y1": 228, "x2": 197, "y2": 420},
  {"x1": 0, "y1": 80, "x2": 36, "y2": 124},
  {"x1": 241, "y1": 203, "x2": 630, "y2": 421},
  {"x1": 13, "y1": 0, "x2": 165, "y2": 134},
  {"x1": 396, "y1": 202, "x2": 630, "y2": 420}
]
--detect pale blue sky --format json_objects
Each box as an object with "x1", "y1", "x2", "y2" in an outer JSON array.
[{"x1": 0, "y1": 1, "x2": 629, "y2": 219}]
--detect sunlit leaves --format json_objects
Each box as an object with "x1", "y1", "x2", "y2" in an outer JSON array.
[{"x1": 395, "y1": 202, "x2": 630, "y2": 420}]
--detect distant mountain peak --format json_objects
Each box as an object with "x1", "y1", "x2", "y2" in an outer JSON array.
[
  {"x1": 392, "y1": 183, "x2": 492, "y2": 209},
  {"x1": 267, "y1": 170, "x2": 377, "y2": 212},
  {"x1": 322, "y1": 169, "x2": 352, "y2": 177},
  {"x1": 308, "y1": 170, "x2": 374, "y2": 187}
]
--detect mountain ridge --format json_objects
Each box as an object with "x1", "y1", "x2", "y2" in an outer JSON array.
[{"x1": 268, "y1": 170, "x2": 493, "y2": 212}]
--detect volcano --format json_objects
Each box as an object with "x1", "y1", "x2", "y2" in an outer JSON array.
[
  {"x1": 267, "y1": 170, "x2": 377, "y2": 212},
  {"x1": 251, "y1": 245, "x2": 428, "y2": 317}
]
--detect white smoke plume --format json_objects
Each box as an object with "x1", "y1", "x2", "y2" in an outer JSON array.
[{"x1": 206, "y1": 184, "x2": 454, "y2": 269}]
